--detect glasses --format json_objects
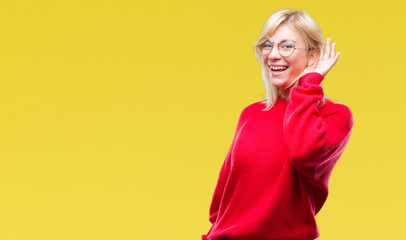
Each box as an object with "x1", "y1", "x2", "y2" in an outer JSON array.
[{"x1": 261, "y1": 39, "x2": 309, "y2": 57}]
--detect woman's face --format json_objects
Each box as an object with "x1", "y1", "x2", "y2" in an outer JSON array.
[{"x1": 262, "y1": 24, "x2": 312, "y2": 90}]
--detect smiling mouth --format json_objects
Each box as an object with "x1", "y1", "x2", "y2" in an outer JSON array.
[{"x1": 269, "y1": 65, "x2": 289, "y2": 72}]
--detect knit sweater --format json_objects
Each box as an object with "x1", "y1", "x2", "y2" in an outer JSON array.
[{"x1": 202, "y1": 72, "x2": 354, "y2": 240}]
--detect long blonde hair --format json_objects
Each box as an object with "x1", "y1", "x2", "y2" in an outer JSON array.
[{"x1": 252, "y1": 9, "x2": 330, "y2": 110}]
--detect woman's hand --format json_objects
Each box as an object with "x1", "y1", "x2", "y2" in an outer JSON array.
[{"x1": 313, "y1": 38, "x2": 340, "y2": 77}]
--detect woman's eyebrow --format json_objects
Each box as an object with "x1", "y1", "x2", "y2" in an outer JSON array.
[
  {"x1": 280, "y1": 39, "x2": 297, "y2": 43},
  {"x1": 265, "y1": 38, "x2": 297, "y2": 43}
]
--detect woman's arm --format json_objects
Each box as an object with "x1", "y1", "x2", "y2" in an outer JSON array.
[
  {"x1": 202, "y1": 106, "x2": 250, "y2": 240},
  {"x1": 284, "y1": 38, "x2": 353, "y2": 184},
  {"x1": 283, "y1": 72, "x2": 353, "y2": 184},
  {"x1": 202, "y1": 148, "x2": 231, "y2": 240}
]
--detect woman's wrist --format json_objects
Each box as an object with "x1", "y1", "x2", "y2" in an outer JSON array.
[{"x1": 300, "y1": 72, "x2": 324, "y2": 86}]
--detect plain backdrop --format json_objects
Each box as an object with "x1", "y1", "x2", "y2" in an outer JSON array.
[{"x1": 0, "y1": 0, "x2": 405, "y2": 239}]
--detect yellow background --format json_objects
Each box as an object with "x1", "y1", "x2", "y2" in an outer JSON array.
[{"x1": 0, "y1": 0, "x2": 405, "y2": 239}]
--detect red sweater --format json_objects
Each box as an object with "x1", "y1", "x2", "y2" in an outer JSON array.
[{"x1": 202, "y1": 73, "x2": 354, "y2": 240}]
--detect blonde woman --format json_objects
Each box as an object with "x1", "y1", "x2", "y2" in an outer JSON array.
[{"x1": 202, "y1": 9, "x2": 353, "y2": 240}]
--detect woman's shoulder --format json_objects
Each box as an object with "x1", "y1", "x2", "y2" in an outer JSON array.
[
  {"x1": 235, "y1": 101, "x2": 269, "y2": 121},
  {"x1": 245, "y1": 100, "x2": 266, "y2": 109},
  {"x1": 321, "y1": 99, "x2": 353, "y2": 123},
  {"x1": 241, "y1": 101, "x2": 266, "y2": 114},
  {"x1": 322, "y1": 99, "x2": 352, "y2": 113}
]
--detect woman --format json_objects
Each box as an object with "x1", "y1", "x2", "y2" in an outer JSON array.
[{"x1": 202, "y1": 9, "x2": 354, "y2": 240}]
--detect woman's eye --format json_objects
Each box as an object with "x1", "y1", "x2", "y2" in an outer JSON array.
[{"x1": 282, "y1": 44, "x2": 294, "y2": 49}]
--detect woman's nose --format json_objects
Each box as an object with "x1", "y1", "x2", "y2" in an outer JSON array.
[{"x1": 268, "y1": 45, "x2": 281, "y2": 60}]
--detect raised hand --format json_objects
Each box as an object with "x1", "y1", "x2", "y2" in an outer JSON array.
[{"x1": 314, "y1": 38, "x2": 340, "y2": 77}]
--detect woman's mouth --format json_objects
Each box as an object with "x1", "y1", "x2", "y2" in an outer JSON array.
[
  {"x1": 269, "y1": 65, "x2": 289, "y2": 76},
  {"x1": 270, "y1": 65, "x2": 289, "y2": 72}
]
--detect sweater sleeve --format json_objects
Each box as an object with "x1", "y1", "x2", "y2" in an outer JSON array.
[
  {"x1": 202, "y1": 105, "x2": 250, "y2": 240},
  {"x1": 201, "y1": 145, "x2": 232, "y2": 240},
  {"x1": 283, "y1": 72, "x2": 354, "y2": 184}
]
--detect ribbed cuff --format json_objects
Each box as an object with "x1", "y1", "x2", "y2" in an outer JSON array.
[{"x1": 300, "y1": 72, "x2": 324, "y2": 86}]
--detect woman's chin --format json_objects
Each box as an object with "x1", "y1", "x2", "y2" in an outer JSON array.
[{"x1": 270, "y1": 79, "x2": 287, "y2": 88}]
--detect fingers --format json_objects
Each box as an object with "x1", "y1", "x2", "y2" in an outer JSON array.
[
  {"x1": 331, "y1": 42, "x2": 336, "y2": 59},
  {"x1": 330, "y1": 40, "x2": 340, "y2": 65},
  {"x1": 323, "y1": 37, "x2": 339, "y2": 61},
  {"x1": 314, "y1": 38, "x2": 341, "y2": 77},
  {"x1": 325, "y1": 37, "x2": 331, "y2": 58},
  {"x1": 333, "y1": 51, "x2": 341, "y2": 65}
]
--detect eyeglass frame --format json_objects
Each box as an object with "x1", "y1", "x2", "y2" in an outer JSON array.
[{"x1": 260, "y1": 38, "x2": 311, "y2": 57}]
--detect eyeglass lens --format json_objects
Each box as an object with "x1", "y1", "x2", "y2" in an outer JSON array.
[{"x1": 262, "y1": 41, "x2": 295, "y2": 57}]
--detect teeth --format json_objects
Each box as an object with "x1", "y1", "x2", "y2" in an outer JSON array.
[{"x1": 270, "y1": 66, "x2": 288, "y2": 70}]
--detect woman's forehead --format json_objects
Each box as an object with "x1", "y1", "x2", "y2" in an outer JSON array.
[{"x1": 268, "y1": 24, "x2": 304, "y2": 43}]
